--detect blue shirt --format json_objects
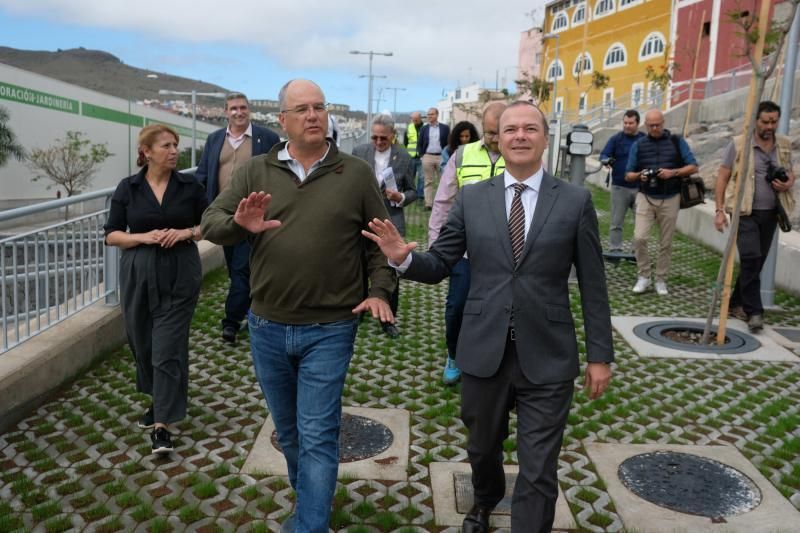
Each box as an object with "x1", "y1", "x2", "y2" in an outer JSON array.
[
  {"x1": 625, "y1": 133, "x2": 698, "y2": 174},
  {"x1": 600, "y1": 131, "x2": 645, "y2": 187}
]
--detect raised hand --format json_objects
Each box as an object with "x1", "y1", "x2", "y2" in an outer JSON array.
[
  {"x1": 233, "y1": 192, "x2": 282, "y2": 234},
  {"x1": 361, "y1": 218, "x2": 417, "y2": 265}
]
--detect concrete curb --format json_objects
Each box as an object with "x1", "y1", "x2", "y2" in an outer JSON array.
[{"x1": 0, "y1": 240, "x2": 225, "y2": 434}]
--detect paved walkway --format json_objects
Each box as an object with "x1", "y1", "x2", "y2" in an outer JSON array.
[{"x1": 2, "y1": 187, "x2": 799, "y2": 532}]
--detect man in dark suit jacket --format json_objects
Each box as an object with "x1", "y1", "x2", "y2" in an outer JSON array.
[
  {"x1": 195, "y1": 92, "x2": 280, "y2": 343},
  {"x1": 417, "y1": 107, "x2": 451, "y2": 209},
  {"x1": 352, "y1": 114, "x2": 417, "y2": 338},
  {"x1": 364, "y1": 101, "x2": 613, "y2": 533}
]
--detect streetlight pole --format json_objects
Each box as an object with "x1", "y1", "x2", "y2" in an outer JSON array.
[
  {"x1": 158, "y1": 89, "x2": 226, "y2": 167},
  {"x1": 358, "y1": 74, "x2": 387, "y2": 123},
  {"x1": 385, "y1": 87, "x2": 406, "y2": 115},
  {"x1": 542, "y1": 33, "x2": 560, "y2": 119},
  {"x1": 128, "y1": 73, "x2": 159, "y2": 174},
  {"x1": 350, "y1": 50, "x2": 393, "y2": 129}
]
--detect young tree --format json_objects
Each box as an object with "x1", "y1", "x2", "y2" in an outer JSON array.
[
  {"x1": 0, "y1": 105, "x2": 25, "y2": 168},
  {"x1": 27, "y1": 131, "x2": 112, "y2": 197},
  {"x1": 514, "y1": 71, "x2": 552, "y2": 104}
]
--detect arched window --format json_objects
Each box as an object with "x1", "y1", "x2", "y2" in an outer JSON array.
[
  {"x1": 573, "y1": 53, "x2": 593, "y2": 75},
  {"x1": 595, "y1": 0, "x2": 614, "y2": 17},
  {"x1": 604, "y1": 43, "x2": 627, "y2": 68},
  {"x1": 640, "y1": 33, "x2": 666, "y2": 60},
  {"x1": 619, "y1": 0, "x2": 642, "y2": 8},
  {"x1": 547, "y1": 60, "x2": 564, "y2": 81},
  {"x1": 572, "y1": 4, "x2": 586, "y2": 25},
  {"x1": 552, "y1": 12, "x2": 568, "y2": 32}
]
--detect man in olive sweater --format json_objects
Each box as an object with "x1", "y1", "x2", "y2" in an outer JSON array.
[{"x1": 201, "y1": 79, "x2": 395, "y2": 533}]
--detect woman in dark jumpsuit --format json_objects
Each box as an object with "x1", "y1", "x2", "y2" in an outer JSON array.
[{"x1": 104, "y1": 124, "x2": 207, "y2": 454}]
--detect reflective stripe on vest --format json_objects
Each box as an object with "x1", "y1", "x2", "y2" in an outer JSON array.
[
  {"x1": 456, "y1": 141, "x2": 505, "y2": 187},
  {"x1": 406, "y1": 124, "x2": 419, "y2": 157}
]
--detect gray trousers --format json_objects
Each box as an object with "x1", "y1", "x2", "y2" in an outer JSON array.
[
  {"x1": 609, "y1": 185, "x2": 638, "y2": 251},
  {"x1": 119, "y1": 243, "x2": 201, "y2": 424}
]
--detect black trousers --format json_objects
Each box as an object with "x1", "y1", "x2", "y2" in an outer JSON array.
[
  {"x1": 119, "y1": 244, "x2": 201, "y2": 424},
  {"x1": 731, "y1": 209, "x2": 778, "y2": 316},
  {"x1": 460, "y1": 331, "x2": 574, "y2": 533}
]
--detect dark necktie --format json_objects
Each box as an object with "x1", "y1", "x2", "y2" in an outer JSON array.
[{"x1": 509, "y1": 183, "x2": 527, "y2": 264}]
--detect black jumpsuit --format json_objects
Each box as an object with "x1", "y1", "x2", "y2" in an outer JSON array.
[{"x1": 104, "y1": 168, "x2": 208, "y2": 424}]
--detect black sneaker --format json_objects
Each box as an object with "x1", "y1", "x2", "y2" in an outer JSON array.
[
  {"x1": 151, "y1": 427, "x2": 173, "y2": 455},
  {"x1": 137, "y1": 405, "x2": 154, "y2": 429},
  {"x1": 222, "y1": 325, "x2": 237, "y2": 344}
]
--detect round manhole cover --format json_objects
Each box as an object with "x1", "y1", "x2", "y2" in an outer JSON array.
[
  {"x1": 619, "y1": 452, "x2": 762, "y2": 517},
  {"x1": 271, "y1": 413, "x2": 393, "y2": 463},
  {"x1": 632, "y1": 321, "x2": 760, "y2": 354}
]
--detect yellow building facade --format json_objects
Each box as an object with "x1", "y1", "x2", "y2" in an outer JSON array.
[{"x1": 540, "y1": 0, "x2": 672, "y2": 118}]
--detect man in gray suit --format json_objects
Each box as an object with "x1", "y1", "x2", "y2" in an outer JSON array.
[
  {"x1": 353, "y1": 114, "x2": 417, "y2": 338},
  {"x1": 364, "y1": 101, "x2": 613, "y2": 532}
]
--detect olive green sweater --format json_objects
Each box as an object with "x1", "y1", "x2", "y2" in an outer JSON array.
[{"x1": 201, "y1": 142, "x2": 395, "y2": 324}]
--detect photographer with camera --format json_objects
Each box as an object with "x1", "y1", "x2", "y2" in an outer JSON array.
[
  {"x1": 714, "y1": 100, "x2": 796, "y2": 333},
  {"x1": 600, "y1": 110, "x2": 645, "y2": 253},
  {"x1": 624, "y1": 109, "x2": 699, "y2": 295}
]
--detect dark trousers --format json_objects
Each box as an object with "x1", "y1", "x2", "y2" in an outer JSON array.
[
  {"x1": 444, "y1": 257, "x2": 471, "y2": 359},
  {"x1": 461, "y1": 333, "x2": 573, "y2": 533},
  {"x1": 731, "y1": 209, "x2": 777, "y2": 316},
  {"x1": 119, "y1": 244, "x2": 201, "y2": 424},
  {"x1": 222, "y1": 240, "x2": 251, "y2": 331}
]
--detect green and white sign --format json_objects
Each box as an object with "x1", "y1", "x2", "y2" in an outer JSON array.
[{"x1": 0, "y1": 81, "x2": 79, "y2": 114}]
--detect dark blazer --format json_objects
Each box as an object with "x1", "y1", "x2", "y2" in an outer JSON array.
[
  {"x1": 417, "y1": 123, "x2": 450, "y2": 157},
  {"x1": 404, "y1": 172, "x2": 614, "y2": 384},
  {"x1": 351, "y1": 143, "x2": 418, "y2": 235},
  {"x1": 194, "y1": 123, "x2": 280, "y2": 203}
]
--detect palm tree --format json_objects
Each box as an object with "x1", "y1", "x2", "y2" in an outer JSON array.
[{"x1": 0, "y1": 105, "x2": 25, "y2": 168}]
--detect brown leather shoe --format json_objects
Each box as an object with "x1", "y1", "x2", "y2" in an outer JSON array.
[
  {"x1": 728, "y1": 306, "x2": 748, "y2": 321},
  {"x1": 462, "y1": 504, "x2": 493, "y2": 532}
]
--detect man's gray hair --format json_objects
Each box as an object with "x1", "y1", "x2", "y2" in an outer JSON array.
[
  {"x1": 372, "y1": 113, "x2": 395, "y2": 131},
  {"x1": 277, "y1": 79, "x2": 324, "y2": 110},
  {"x1": 225, "y1": 92, "x2": 249, "y2": 108}
]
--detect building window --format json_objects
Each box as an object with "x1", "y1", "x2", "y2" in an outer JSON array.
[
  {"x1": 555, "y1": 97, "x2": 564, "y2": 115},
  {"x1": 595, "y1": 0, "x2": 614, "y2": 17},
  {"x1": 579, "y1": 93, "x2": 588, "y2": 113},
  {"x1": 552, "y1": 12, "x2": 568, "y2": 32},
  {"x1": 640, "y1": 33, "x2": 666, "y2": 60},
  {"x1": 604, "y1": 43, "x2": 627, "y2": 68},
  {"x1": 572, "y1": 4, "x2": 586, "y2": 25},
  {"x1": 703, "y1": 21, "x2": 711, "y2": 36},
  {"x1": 547, "y1": 60, "x2": 565, "y2": 81},
  {"x1": 619, "y1": 0, "x2": 642, "y2": 8},
  {"x1": 603, "y1": 88, "x2": 615, "y2": 109},
  {"x1": 631, "y1": 82, "x2": 644, "y2": 107},
  {"x1": 573, "y1": 53, "x2": 593, "y2": 75}
]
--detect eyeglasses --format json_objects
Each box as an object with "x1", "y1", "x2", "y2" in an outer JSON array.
[
  {"x1": 280, "y1": 103, "x2": 328, "y2": 115},
  {"x1": 371, "y1": 135, "x2": 390, "y2": 141},
  {"x1": 647, "y1": 122, "x2": 664, "y2": 128},
  {"x1": 484, "y1": 131, "x2": 499, "y2": 139}
]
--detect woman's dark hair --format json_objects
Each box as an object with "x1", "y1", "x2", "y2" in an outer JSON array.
[{"x1": 447, "y1": 121, "x2": 479, "y2": 154}]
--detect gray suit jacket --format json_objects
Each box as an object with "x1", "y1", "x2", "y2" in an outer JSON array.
[
  {"x1": 351, "y1": 143, "x2": 418, "y2": 235},
  {"x1": 405, "y1": 172, "x2": 613, "y2": 384}
]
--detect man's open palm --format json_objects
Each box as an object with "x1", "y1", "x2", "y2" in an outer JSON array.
[
  {"x1": 233, "y1": 192, "x2": 282, "y2": 234},
  {"x1": 362, "y1": 218, "x2": 417, "y2": 264}
]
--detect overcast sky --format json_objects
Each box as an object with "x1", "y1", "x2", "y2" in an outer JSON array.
[{"x1": 0, "y1": 0, "x2": 545, "y2": 114}]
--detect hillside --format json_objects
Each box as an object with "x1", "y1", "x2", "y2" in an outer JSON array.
[{"x1": 0, "y1": 46, "x2": 230, "y2": 105}]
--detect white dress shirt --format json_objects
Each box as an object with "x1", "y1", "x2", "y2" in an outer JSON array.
[{"x1": 277, "y1": 142, "x2": 331, "y2": 182}]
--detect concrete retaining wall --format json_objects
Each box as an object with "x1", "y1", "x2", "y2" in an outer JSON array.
[{"x1": 0, "y1": 241, "x2": 225, "y2": 434}]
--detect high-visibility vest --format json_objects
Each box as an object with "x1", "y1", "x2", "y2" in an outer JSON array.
[
  {"x1": 456, "y1": 141, "x2": 505, "y2": 187},
  {"x1": 406, "y1": 124, "x2": 419, "y2": 157}
]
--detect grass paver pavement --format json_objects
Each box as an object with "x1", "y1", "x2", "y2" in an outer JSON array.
[{"x1": 1, "y1": 186, "x2": 799, "y2": 532}]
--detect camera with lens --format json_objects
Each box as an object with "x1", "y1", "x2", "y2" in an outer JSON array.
[
  {"x1": 642, "y1": 168, "x2": 660, "y2": 189},
  {"x1": 600, "y1": 156, "x2": 615, "y2": 167},
  {"x1": 766, "y1": 163, "x2": 789, "y2": 184}
]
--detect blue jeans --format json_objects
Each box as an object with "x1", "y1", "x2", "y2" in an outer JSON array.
[
  {"x1": 249, "y1": 313, "x2": 359, "y2": 533},
  {"x1": 445, "y1": 257, "x2": 471, "y2": 360},
  {"x1": 222, "y1": 241, "x2": 251, "y2": 331}
]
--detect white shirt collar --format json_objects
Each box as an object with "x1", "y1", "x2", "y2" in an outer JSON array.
[{"x1": 503, "y1": 166, "x2": 543, "y2": 192}]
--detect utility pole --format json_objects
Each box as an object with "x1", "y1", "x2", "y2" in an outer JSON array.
[
  {"x1": 385, "y1": 87, "x2": 406, "y2": 115},
  {"x1": 350, "y1": 50, "x2": 393, "y2": 129}
]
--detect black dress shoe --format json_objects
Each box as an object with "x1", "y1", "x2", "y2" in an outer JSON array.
[
  {"x1": 382, "y1": 323, "x2": 400, "y2": 338},
  {"x1": 462, "y1": 504, "x2": 492, "y2": 532},
  {"x1": 222, "y1": 326, "x2": 237, "y2": 344}
]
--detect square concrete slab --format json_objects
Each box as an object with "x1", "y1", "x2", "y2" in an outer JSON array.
[
  {"x1": 429, "y1": 462, "x2": 575, "y2": 529},
  {"x1": 585, "y1": 443, "x2": 800, "y2": 533},
  {"x1": 241, "y1": 406, "x2": 409, "y2": 481},
  {"x1": 612, "y1": 316, "x2": 797, "y2": 361},
  {"x1": 769, "y1": 327, "x2": 800, "y2": 348}
]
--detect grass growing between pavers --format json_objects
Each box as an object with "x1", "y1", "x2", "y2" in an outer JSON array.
[{"x1": 1, "y1": 191, "x2": 799, "y2": 532}]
